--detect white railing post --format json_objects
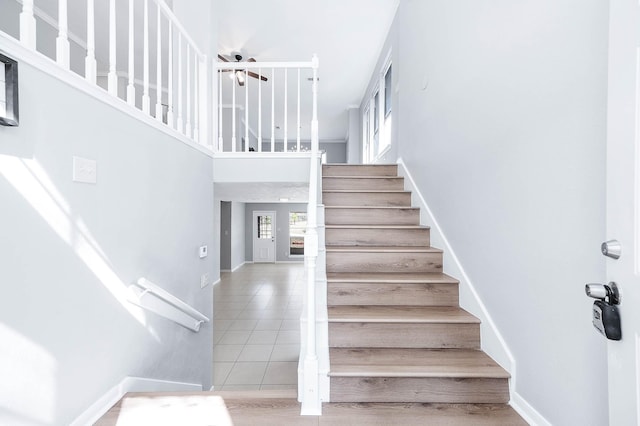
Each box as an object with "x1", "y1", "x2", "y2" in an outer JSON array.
[
  {"x1": 142, "y1": 0, "x2": 151, "y2": 114},
  {"x1": 155, "y1": 6, "x2": 163, "y2": 121},
  {"x1": 193, "y1": 56, "x2": 200, "y2": 142},
  {"x1": 271, "y1": 68, "x2": 275, "y2": 152},
  {"x1": 232, "y1": 72, "x2": 237, "y2": 152},
  {"x1": 126, "y1": 0, "x2": 135, "y2": 105},
  {"x1": 167, "y1": 23, "x2": 174, "y2": 127},
  {"x1": 186, "y1": 46, "x2": 192, "y2": 138},
  {"x1": 258, "y1": 67, "x2": 263, "y2": 152},
  {"x1": 284, "y1": 68, "x2": 288, "y2": 150},
  {"x1": 218, "y1": 69, "x2": 223, "y2": 151},
  {"x1": 176, "y1": 33, "x2": 183, "y2": 133},
  {"x1": 85, "y1": 0, "x2": 97, "y2": 84},
  {"x1": 245, "y1": 70, "x2": 249, "y2": 152},
  {"x1": 297, "y1": 68, "x2": 301, "y2": 152},
  {"x1": 301, "y1": 54, "x2": 321, "y2": 415},
  {"x1": 20, "y1": 0, "x2": 36, "y2": 49},
  {"x1": 107, "y1": 0, "x2": 118, "y2": 95},
  {"x1": 56, "y1": 0, "x2": 70, "y2": 69}
]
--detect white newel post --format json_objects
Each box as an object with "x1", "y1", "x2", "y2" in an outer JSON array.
[
  {"x1": 20, "y1": 0, "x2": 36, "y2": 49},
  {"x1": 56, "y1": 0, "x2": 70, "y2": 69},
  {"x1": 142, "y1": 0, "x2": 151, "y2": 114},
  {"x1": 167, "y1": 24, "x2": 174, "y2": 128},
  {"x1": 218, "y1": 66, "x2": 223, "y2": 151},
  {"x1": 301, "y1": 54, "x2": 321, "y2": 416}
]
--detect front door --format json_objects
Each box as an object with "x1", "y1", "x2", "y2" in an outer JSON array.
[
  {"x1": 605, "y1": 1, "x2": 640, "y2": 423},
  {"x1": 253, "y1": 211, "x2": 276, "y2": 263}
]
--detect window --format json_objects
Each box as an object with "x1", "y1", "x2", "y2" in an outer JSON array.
[
  {"x1": 289, "y1": 212, "x2": 307, "y2": 256},
  {"x1": 362, "y1": 51, "x2": 391, "y2": 163},
  {"x1": 0, "y1": 53, "x2": 19, "y2": 127},
  {"x1": 257, "y1": 215, "x2": 272, "y2": 239}
]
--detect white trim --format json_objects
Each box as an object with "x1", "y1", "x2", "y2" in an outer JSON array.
[
  {"x1": 0, "y1": 32, "x2": 214, "y2": 158},
  {"x1": 276, "y1": 260, "x2": 304, "y2": 263},
  {"x1": 231, "y1": 262, "x2": 246, "y2": 273},
  {"x1": 212, "y1": 278, "x2": 222, "y2": 286},
  {"x1": 510, "y1": 392, "x2": 552, "y2": 426},
  {"x1": 396, "y1": 158, "x2": 515, "y2": 371},
  {"x1": 70, "y1": 376, "x2": 202, "y2": 426}
]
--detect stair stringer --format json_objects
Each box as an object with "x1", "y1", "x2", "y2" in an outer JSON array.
[
  {"x1": 298, "y1": 203, "x2": 331, "y2": 406},
  {"x1": 397, "y1": 158, "x2": 551, "y2": 426}
]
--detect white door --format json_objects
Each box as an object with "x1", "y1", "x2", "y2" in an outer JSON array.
[
  {"x1": 605, "y1": 1, "x2": 640, "y2": 423},
  {"x1": 253, "y1": 211, "x2": 276, "y2": 263}
]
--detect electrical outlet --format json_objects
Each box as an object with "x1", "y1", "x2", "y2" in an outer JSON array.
[{"x1": 200, "y1": 273, "x2": 210, "y2": 288}]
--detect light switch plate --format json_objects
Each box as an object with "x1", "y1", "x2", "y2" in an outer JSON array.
[
  {"x1": 199, "y1": 245, "x2": 208, "y2": 258},
  {"x1": 73, "y1": 156, "x2": 97, "y2": 184}
]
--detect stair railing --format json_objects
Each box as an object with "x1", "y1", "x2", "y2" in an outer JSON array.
[
  {"x1": 10, "y1": 0, "x2": 208, "y2": 146},
  {"x1": 129, "y1": 278, "x2": 210, "y2": 332},
  {"x1": 300, "y1": 55, "x2": 322, "y2": 415},
  {"x1": 216, "y1": 56, "x2": 318, "y2": 153}
]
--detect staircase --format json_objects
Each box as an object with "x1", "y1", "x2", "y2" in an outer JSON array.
[{"x1": 324, "y1": 164, "x2": 525, "y2": 422}]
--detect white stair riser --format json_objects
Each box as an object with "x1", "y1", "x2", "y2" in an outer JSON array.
[
  {"x1": 325, "y1": 208, "x2": 420, "y2": 225},
  {"x1": 326, "y1": 228, "x2": 430, "y2": 247},
  {"x1": 326, "y1": 251, "x2": 442, "y2": 273},
  {"x1": 329, "y1": 323, "x2": 480, "y2": 349},
  {"x1": 328, "y1": 283, "x2": 458, "y2": 306},
  {"x1": 329, "y1": 377, "x2": 509, "y2": 404}
]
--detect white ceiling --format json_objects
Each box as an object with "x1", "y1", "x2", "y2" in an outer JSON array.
[{"x1": 216, "y1": 0, "x2": 399, "y2": 141}]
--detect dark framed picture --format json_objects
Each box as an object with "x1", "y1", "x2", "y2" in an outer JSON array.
[{"x1": 0, "y1": 52, "x2": 19, "y2": 127}]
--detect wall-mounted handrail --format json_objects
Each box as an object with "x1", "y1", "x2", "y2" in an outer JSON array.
[{"x1": 129, "y1": 277, "x2": 210, "y2": 332}]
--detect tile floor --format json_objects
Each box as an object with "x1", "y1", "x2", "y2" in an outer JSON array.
[{"x1": 213, "y1": 263, "x2": 304, "y2": 390}]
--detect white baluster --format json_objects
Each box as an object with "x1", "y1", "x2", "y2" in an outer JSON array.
[
  {"x1": 232, "y1": 67, "x2": 237, "y2": 152},
  {"x1": 155, "y1": 6, "x2": 162, "y2": 121},
  {"x1": 56, "y1": 0, "x2": 70, "y2": 69},
  {"x1": 186, "y1": 46, "x2": 192, "y2": 138},
  {"x1": 176, "y1": 33, "x2": 183, "y2": 133},
  {"x1": 193, "y1": 57, "x2": 200, "y2": 142},
  {"x1": 218, "y1": 66, "x2": 223, "y2": 151},
  {"x1": 167, "y1": 24, "x2": 174, "y2": 128},
  {"x1": 108, "y1": 0, "x2": 117, "y2": 95},
  {"x1": 297, "y1": 68, "x2": 301, "y2": 152},
  {"x1": 258, "y1": 67, "x2": 262, "y2": 152},
  {"x1": 126, "y1": 0, "x2": 135, "y2": 105},
  {"x1": 245, "y1": 70, "x2": 249, "y2": 152},
  {"x1": 142, "y1": 0, "x2": 150, "y2": 113},
  {"x1": 271, "y1": 68, "x2": 275, "y2": 152},
  {"x1": 20, "y1": 0, "x2": 36, "y2": 49},
  {"x1": 85, "y1": 0, "x2": 96, "y2": 83},
  {"x1": 284, "y1": 68, "x2": 288, "y2": 150}
]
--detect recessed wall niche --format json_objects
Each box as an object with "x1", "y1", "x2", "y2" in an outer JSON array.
[{"x1": 0, "y1": 52, "x2": 19, "y2": 127}]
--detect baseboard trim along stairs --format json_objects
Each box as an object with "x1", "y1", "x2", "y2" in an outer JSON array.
[{"x1": 322, "y1": 163, "x2": 527, "y2": 423}]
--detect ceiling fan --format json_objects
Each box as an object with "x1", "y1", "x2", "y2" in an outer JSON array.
[{"x1": 218, "y1": 53, "x2": 268, "y2": 86}]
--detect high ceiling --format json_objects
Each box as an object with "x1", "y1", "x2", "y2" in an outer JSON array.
[{"x1": 216, "y1": 0, "x2": 399, "y2": 141}]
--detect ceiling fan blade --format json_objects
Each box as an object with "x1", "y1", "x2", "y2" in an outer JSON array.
[
  {"x1": 217, "y1": 54, "x2": 230, "y2": 62},
  {"x1": 247, "y1": 71, "x2": 268, "y2": 82}
]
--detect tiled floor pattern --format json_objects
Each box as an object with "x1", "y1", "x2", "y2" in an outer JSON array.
[{"x1": 213, "y1": 263, "x2": 303, "y2": 390}]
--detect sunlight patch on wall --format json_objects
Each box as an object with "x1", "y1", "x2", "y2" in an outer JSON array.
[
  {"x1": 0, "y1": 155, "x2": 149, "y2": 327},
  {"x1": 0, "y1": 323, "x2": 56, "y2": 425}
]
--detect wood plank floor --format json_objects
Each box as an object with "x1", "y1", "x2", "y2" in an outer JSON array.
[{"x1": 96, "y1": 391, "x2": 529, "y2": 425}]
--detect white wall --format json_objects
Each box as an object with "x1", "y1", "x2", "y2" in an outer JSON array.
[
  {"x1": 230, "y1": 201, "x2": 246, "y2": 270},
  {"x1": 346, "y1": 107, "x2": 360, "y2": 164},
  {"x1": 0, "y1": 55, "x2": 214, "y2": 424},
  {"x1": 361, "y1": 1, "x2": 609, "y2": 424}
]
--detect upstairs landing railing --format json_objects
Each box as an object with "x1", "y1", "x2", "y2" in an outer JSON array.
[
  {"x1": 216, "y1": 56, "x2": 319, "y2": 154},
  {"x1": 5, "y1": 0, "x2": 208, "y2": 146}
]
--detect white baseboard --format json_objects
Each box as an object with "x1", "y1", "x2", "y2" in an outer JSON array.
[
  {"x1": 396, "y1": 158, "x2": 514, "y2": 371},
  {"x1": 70, "y1": 376, "x2": 202, "y2": 426},
  {"x1": 510, "y1": 392, "x2": 552, "y2": 426},
  {"x1": 231, "y1": 262, "x2": 246, "y2": 272}
]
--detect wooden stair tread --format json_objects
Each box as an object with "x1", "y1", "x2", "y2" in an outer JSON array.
[
  {"x1": 327, "y1": 272, "x2": 458, "y2": 283},
  {"x1": 323, "y1": 189, "x2": 410, "y2": 193},
  {"x1": 326, "y1": 245, "x2": 440, "y2": 253},
  {"x1": 322, "y1": 403, "x2": 528, "y2": 425},
  {"x1": 326, "y1": 225, "x2": 430, "y2": 230},
  {"x1": 329, "y1": 348, "x2": 509, "y2": 378},
  {"x1": 328, "y1": 306, "x2": 480, "y2": 323}
]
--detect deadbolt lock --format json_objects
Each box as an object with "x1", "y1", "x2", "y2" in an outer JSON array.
[{"x1": 601, "y1": 240, "x2": 621, "y2": 259}]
